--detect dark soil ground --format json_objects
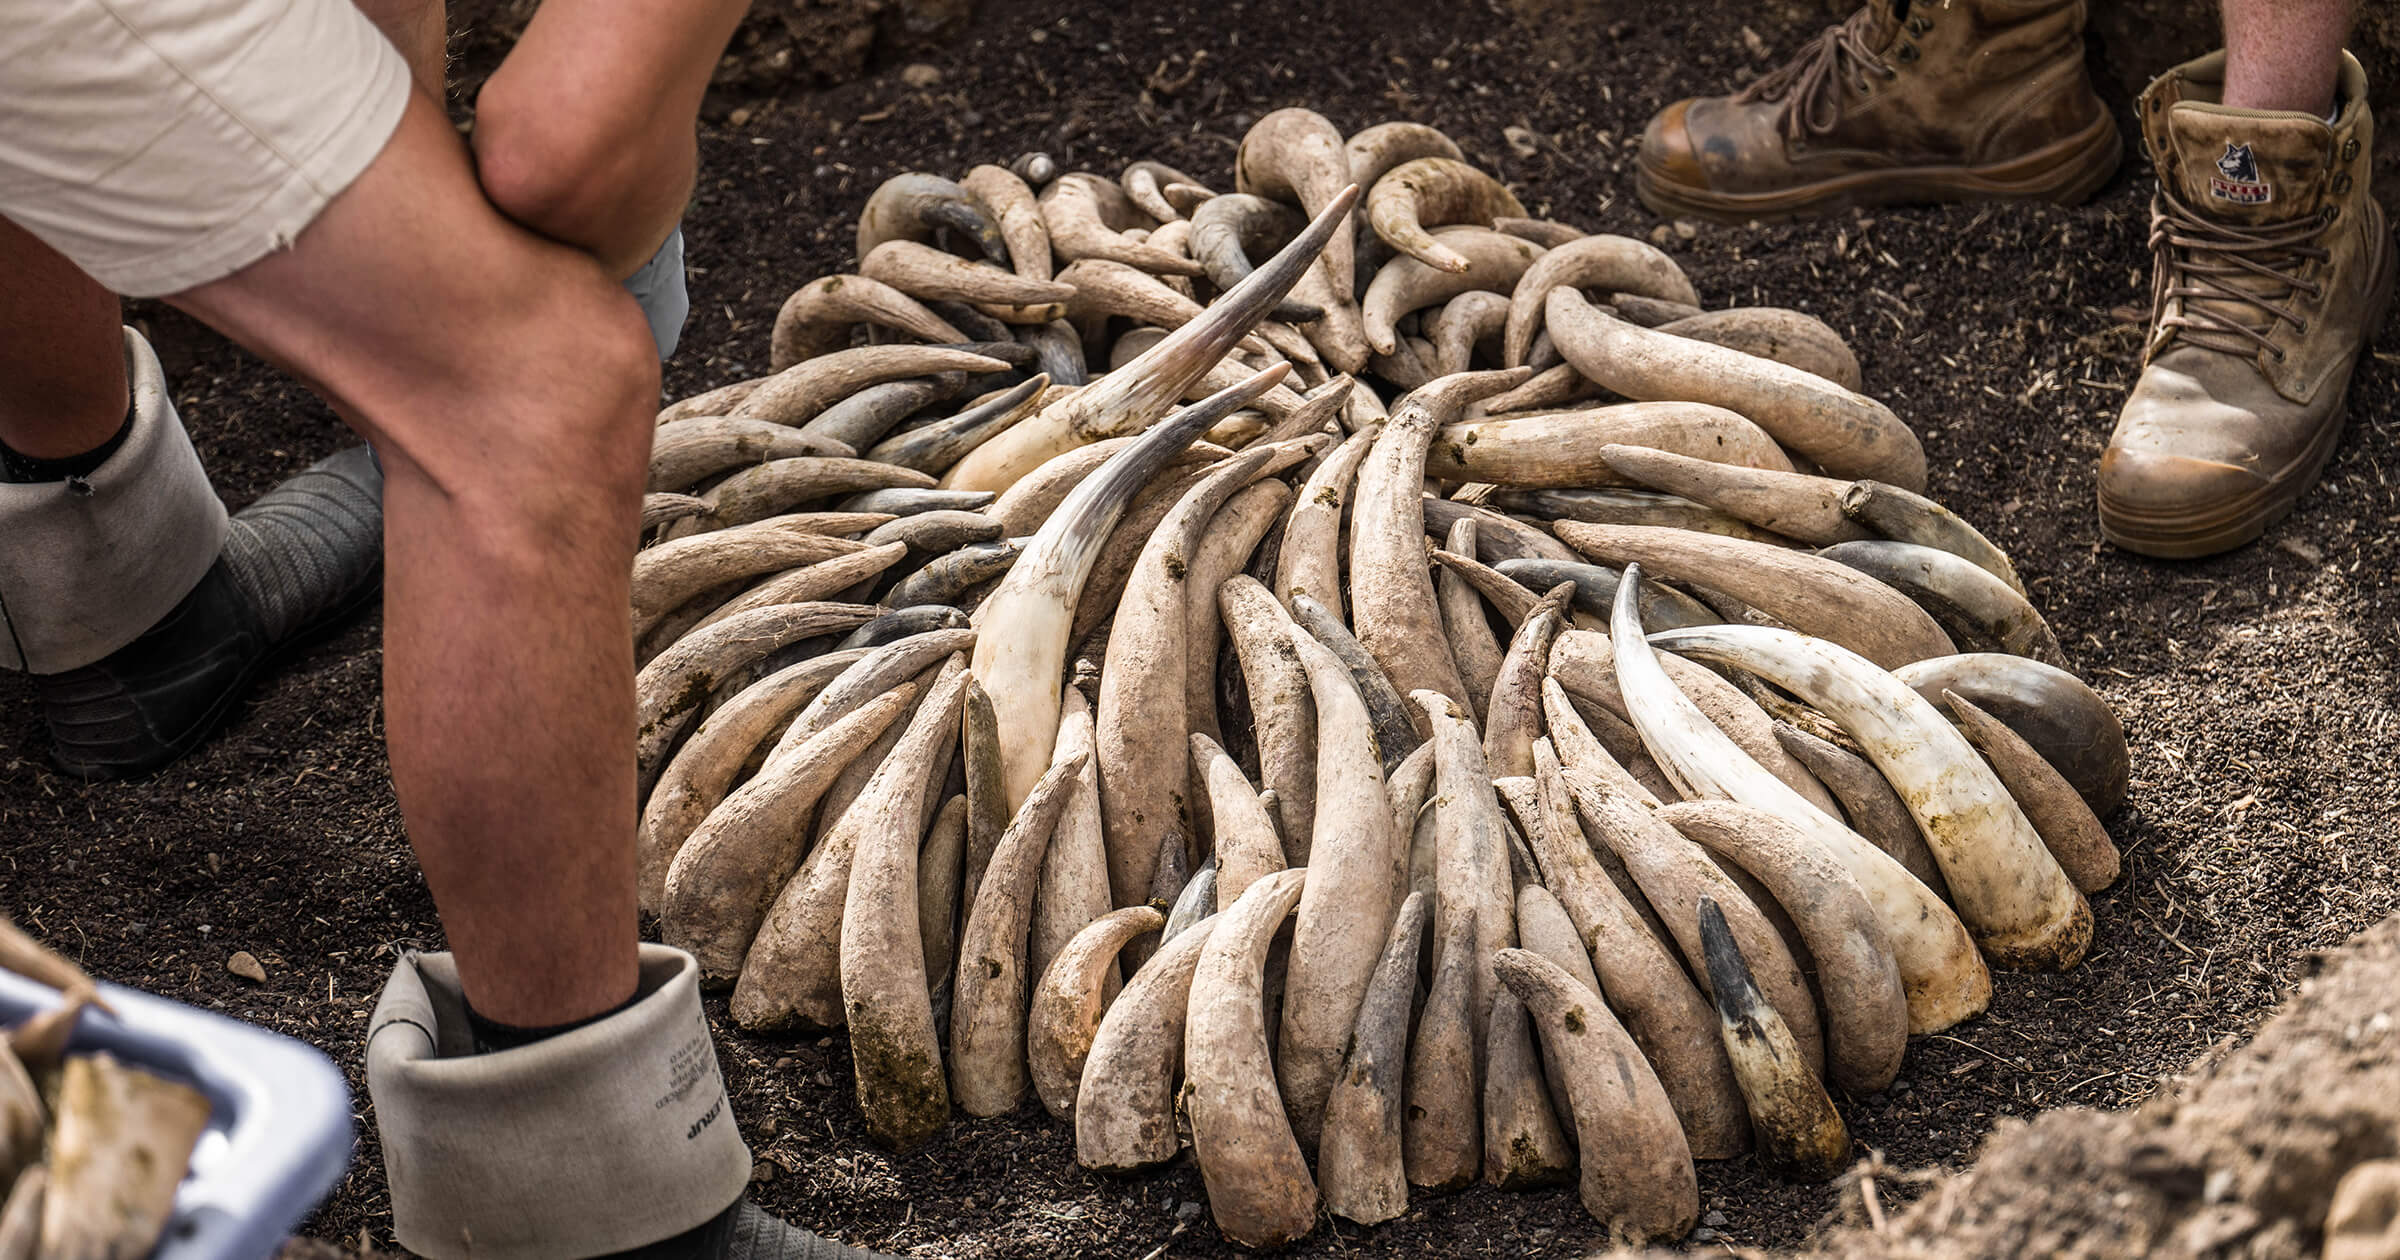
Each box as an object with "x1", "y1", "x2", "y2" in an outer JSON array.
[{"x1": 7, "y1": 0, "x2": 2400, "y2": 1255}]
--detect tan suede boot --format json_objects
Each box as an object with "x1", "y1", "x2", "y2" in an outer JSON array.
[
  {"x1": 2097, "y1": 51, "x2": 2395, "y2": 558},
  {"x1": 1636, "y1": 0, "x2": 2122, "y2": 223}
]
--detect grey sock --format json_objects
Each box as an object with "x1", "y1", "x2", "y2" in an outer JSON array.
[{"x1": 623, "y1": 226, "x2": 691, "y2": 360}]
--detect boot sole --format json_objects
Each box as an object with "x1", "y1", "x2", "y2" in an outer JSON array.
[
  {"x1": 1635, "y1": 114, "x2": 2124, "y2": 224},
  {"x1": 2097, "y1": 232, "x2": 2399, "y2": 559}
]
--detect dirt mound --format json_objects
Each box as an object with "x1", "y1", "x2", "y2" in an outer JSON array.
[{"x1": 1611, "y1": 912, "x2": 2400, "y2": 1259}]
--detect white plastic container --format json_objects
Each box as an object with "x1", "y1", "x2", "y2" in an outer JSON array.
[{"x1": 0, "y1": 969, "x2": 353, "y2": 1260}]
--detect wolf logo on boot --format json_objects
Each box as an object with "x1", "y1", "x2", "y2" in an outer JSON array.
[{"x1": 2211, "y1": 141, "x2": 2272, "y2": 204}]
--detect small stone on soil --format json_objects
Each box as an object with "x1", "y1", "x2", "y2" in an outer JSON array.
[{"x1": 227, "y1": 951, "x2": 267, "y2": 983}]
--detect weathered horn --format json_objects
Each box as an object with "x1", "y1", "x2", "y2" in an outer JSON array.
[
  {"x1": 660, "y1": 683, "x2": 917, "y2": 983},
  {"x1": 859, "y1": 240, "x2": 1074, "y2": 308},
  {"x1": 1556, "y1": 521, "x2": 1955, "y2": 669},
  {"x1": 1094, "y1": 443, "x2": 1287, "y2": 905},
  {"x1": 1278, "y1": 625, "x2": 1401, "y2": 1148},
  {"x1": 1362, "y1": 226, "x2": 1545, "y2": 356},
  {"x1": 883, "y1": 539, "x2": 1022, "y2": 609},
  {"x1": 941, "y1": 185, "x2": 1359, "y2": 493},
  {"x1": 1237, "y1": 108, "x2": 1357, "y2": 293},
  {"x1": 1889, "y1": 653, "x2": 2128, "y2": 817},
  {"x1": 1654, "y1": 306, "x2": 1864, "y2": 391},
  {"x1": 768, "y1": 274, "x2": 970, "y2": 371},
  {"x1": 1427, "y1": 290, "x2": 1511, "y2": 375},
  {"x1": 1058, "y1": 258, "x2": 1271, "y2": 357},
  {"x1": 960, "y1": 164, "x2": 1054, "y2": 283},
  {"x1": 1595, "y1": 443, "x2": 1868, "y2": 544},
  {"x1": 1840, "y1": 478, "x2": 2028, "y2": 597},
  {"x1": 1275, "y1": 422, "x2": 1379, "y2": 618},
  {"x1": 1943, "y1": 691, "x2": 2121, "y2": 893},
  {"x1": 1289, "y1": 592, "x2": 1422, "y2": 772},
  {"x1": 1075, "y1": 913, "x2": 1218, "y2": 1172},
  {"x1": 1426, "y1": 404, "x2": 1795, "y2": 489},
  {"x1": 1186, "y1": 868, "x2": 1318, "y2": 1248},
  {"x1": 647, "y1": 416, "x2": 852, "y2": 493},
  {"x1": 730, "y1": 343, "x2": 1015, "y2": 428},
  {"x1": 1546, "y1": 289, "x2": 1926, "y2": 489},
  {"x1": 1503, "y1": 233, "x2": 1700, "y2": 367},
  {"x1": 949, "y1": 748, "x2": 1090, "y2": 1116},
  {"x1": 1524, "y1": 739, "x2": 1746, "y2": 1157},
  {"x1": 1366, "y1": 157, "x2": 1529, "y2": 274},
  {"x1": 1695, "y1": 899, "x2": 1850, "y2": 1182},
  {"x1": 1608, "y1": 565, "x2": 1992, "y2": 1032},
  {"x1": 1818, "y1": 538, "x2": 2067, "y2": 664},
  {"x1": 837, "y1": 666, "x2": 970, "y2": 1150},
  {"x1": 1317, "y1": 890, "x2": 1430, "y2": 1224},
  {"x1": 1121, "y1": 159, "x2": 1215, "y2": 222},
  {"x1": 1015, "y1": 319, "x2": 1087, "y2": 386},
  {"x1": 1027, "y1": 906, "x2": 1164, "y2": 1119},
  {"x1": 968, "y1": 366, "x2": 1288, "y2": 812},
  {"x1": 1491, "y1": 486, "x2": 1781, "y2": 542},
  {"x1": 1038, "y1": 173, "x2": 1207, "y2": 277},
  {"x1": 1493, "y1": 948, "x2": 1700, "y2": 1242},
  {"x1": 856, "y1": 172, "x2": 1009, "y2": 267},
  {"x1": 1491, "y1": 556, "x2": 1719, "y2": 630},
  {"x1": 1658, "y1": 800, "x2": 1908, "y2": 1095},
  {"x1": 1771, "y1": 721, "x2": 1951, "y2": 901},
  {"x1": 1492, "y1": 216, "x2": 1586, "y2": 248},
  {"x1": 1344, "y1": 120, "x2": 1465, "y2": 192},
  {"x1": 864, "y1": 375, "x2": 1048, "y2": 475},
  {"x1": 1187, "y1": 194, "x2": 1323, "y2": 323},
  {"x1": 1349, "y1": 368, "x2": 1534, "y2": 723},
  {"x1": 636, "y1": 645, "x2": 867, "y2": 913},
  {"x1": 1651, "y1": 621, "x2": 2093, "y2": 972}
]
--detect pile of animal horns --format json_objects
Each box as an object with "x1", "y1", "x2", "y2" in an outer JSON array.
[{"x1": 634, "y1": 107, "x2": 2130, "y2": 1247}]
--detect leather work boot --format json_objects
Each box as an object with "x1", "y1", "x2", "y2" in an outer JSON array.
[
  {"x1": 1636, "y1": 0, "x2": 2123, "y2": 223},
  {"x1": 2098, "y1": 51, "x2": 2395, "y2": 558}
]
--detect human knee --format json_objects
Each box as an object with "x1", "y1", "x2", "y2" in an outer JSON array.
[
  {"x1": 424, "y1": 276, "x2": 658, "y2": 552},
  {"x1": 518, "y1": 287, "x2": 657, "y2": 523}
]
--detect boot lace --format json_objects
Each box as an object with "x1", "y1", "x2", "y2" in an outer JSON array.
[
  {"x1": 2147, "y1": 182, "x2": 2333, "y2": 360},
  {"x1": 1735, "y1": 6, "x2": 1898, "y2": 142}
]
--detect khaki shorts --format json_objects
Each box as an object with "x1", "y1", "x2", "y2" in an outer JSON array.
[{"x1": 0, "y1": 0, "x2": 412, "y2": 297}]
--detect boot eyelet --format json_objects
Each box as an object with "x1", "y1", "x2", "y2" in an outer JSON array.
[
  {"x1": 2149, "y1": 97, "x2": 2163, "y2": 114},
  {"x1": 2343, "y1": 138, "x2": 2360, "y2": 161},
  {"x1": 1894, "y1": 42, "x2": 1918, "y2": 63},
  {"x1": 2333, "y1": 172, "x2": 2353, "y2": 195},
  {"x1": 1906, "y1": 15, "x2": 1933, "y2": 34}
]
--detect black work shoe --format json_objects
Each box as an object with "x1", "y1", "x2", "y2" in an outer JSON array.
[
  {"x1": 609, "y1": 1200, "x2": 891, "y2": 1260},
  {"x1": 37, "y1": 445, "x2": 383, "y2": 781}
]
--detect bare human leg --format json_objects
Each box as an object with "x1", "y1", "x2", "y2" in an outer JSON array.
[
  {"x1": 469, "y1": 0, "x2": 751, "y2": 277},
  {"x1": 2220, "y1": 0, "x2": 2356, "y2": 116},
  {"x1": 354, "y1": 0, "x2": 749, "y2": 279},
  {"x1": 0, "y1": 218, "x2": 125, "y2": 459},
  {"x1": 171, "y1": 91, "x2": 657, "y2": 1029},
  {"x1": 350, "y1": 0, "x2": 448, "y2": 97}
]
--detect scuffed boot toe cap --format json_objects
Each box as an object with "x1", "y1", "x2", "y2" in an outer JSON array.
[
  {"x1": 1638, "y1": 99, "x2": 1713, "y2": 192},
  {"x1": 2096, "y1": 446, "x2": 2275, "y2": 558}
]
